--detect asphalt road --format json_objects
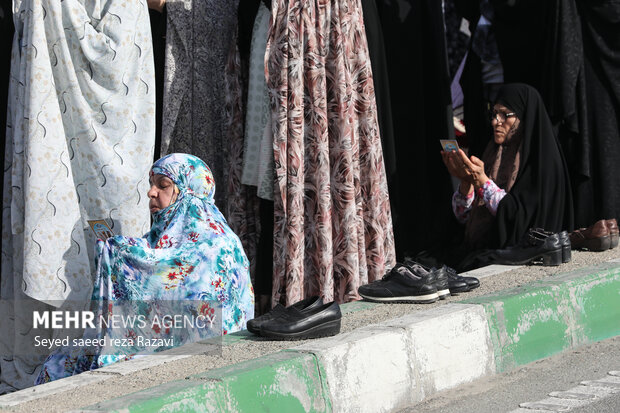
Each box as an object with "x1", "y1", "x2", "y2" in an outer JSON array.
[{"x1": 400, "y1": 335, "x2": 620, "y2": 413}]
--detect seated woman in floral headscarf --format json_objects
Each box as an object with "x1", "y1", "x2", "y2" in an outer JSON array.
[{"x1": 36, "y1": 153, "x2": 254, "y2": 383}]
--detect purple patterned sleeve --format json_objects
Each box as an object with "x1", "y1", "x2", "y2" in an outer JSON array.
[
  {"x1": 479, "y1": 180, "x2": 506, "y2": 216},
  {"x1": 452, "y1": 190, "x2": 475, "y2": 223}
]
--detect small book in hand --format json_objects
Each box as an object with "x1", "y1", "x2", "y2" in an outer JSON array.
[
  {"x1": 440, "y1": 139, "x2": 460, "y2": 152},
  {"x1": 87, "y1": 219, "x2": 114, "y2": 240}
]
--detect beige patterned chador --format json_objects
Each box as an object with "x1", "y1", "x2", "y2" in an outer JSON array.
[{"x1": 1, "y1": 0, "x2": 155, "y2": 392}]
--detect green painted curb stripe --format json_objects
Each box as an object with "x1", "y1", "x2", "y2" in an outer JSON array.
[
  {"x1": 85, "y1": 352, "x2": 331, "y2": 413},
  {"x1": 462, "y1": 262, "x2": 620, "y2": 372}
]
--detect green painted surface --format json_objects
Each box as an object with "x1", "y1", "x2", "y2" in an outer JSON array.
[
  {"x1": 463, "y1": 264, "x2": 620, "y2": 372},
  {"x1": 571, "y1": 275, "x2": 620, "y2": 342},
  {"x1": 340, "y1": 300, "x2": 378, "y2": 315},
  {"x1": 83, "y1": 351, "x2": 331, "y2": 413},
  {"x1": 475, "y1": 287, "x2": 572, "y2": 371}
]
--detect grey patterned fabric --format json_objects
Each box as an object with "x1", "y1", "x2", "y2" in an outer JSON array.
[
  {"x1": 161, "y1": 0, "x2": 240, "y2": 210},
  {"x1": 241, "y1": 3, "x2": 273, "y2": 201}
]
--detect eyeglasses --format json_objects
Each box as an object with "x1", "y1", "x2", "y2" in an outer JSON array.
[{"x1": 489, "y1": 110, "x2": 516, "y2": 123}]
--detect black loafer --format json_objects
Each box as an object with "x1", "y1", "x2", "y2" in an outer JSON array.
[
  {"x1": 259, "y1": 301, "x2": 342, "y2": 340},
  {"x1": 246, "y1": 296, "x2": 323, "y2": 335}
]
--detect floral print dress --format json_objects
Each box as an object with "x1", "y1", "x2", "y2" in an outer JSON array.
[
  {"x1": 265, "y1": 0, "x2": 397, "y2": 305},
  {"x1": 36, "y1": 154, "x2": 254, "y2": 384}
]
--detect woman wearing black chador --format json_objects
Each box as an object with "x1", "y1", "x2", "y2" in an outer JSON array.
[{"x1": 423, "y1": 83, "x2": 574, "y2": 271}]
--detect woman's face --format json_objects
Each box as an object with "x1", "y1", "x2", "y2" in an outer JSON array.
[
  {"x1": 148, "y1": 174, "x2": 178, "y2": 214},
  {"x1": 491, "y1": 103, "x2": 520, "y2": 145}
]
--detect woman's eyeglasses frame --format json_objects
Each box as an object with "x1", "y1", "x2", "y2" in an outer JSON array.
[{"x1": 490, "y1": 110, "x2": 516, "y2": 124}]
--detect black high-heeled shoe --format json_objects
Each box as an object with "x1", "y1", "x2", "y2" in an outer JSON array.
[
  {"x1": 489, "y1": 231, "x2": 563, "y2": 266},
  {"x1": 529, "y1": 228, "x2": 571, "y2": 263}
]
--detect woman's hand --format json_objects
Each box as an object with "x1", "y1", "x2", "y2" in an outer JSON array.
[
  {"x1": 441, "y1": 149, "x2": 472, "y2": 182},
  {"x1": 462, "y1": 154, "x2": 489, "y2": 190},
  {"x1": 441, "y1": 149, "x2": 489, "y2": 193},
  {"x1": 147, "y1": 0, "x2": 166, "y2": 12},
  {"x1": 441, "y1": 149, "x2": 474, "y2": 196}
]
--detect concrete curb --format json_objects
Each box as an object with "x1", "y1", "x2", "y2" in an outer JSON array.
[
  {"x1": 69, "y1": 261, "x2": 620, "y2": 412},
  {"x1": 291, "y1": 304, "x2": 495, "y2": 413},
  {"x1": 462, "y1": 260, "x2": 620, "y2": 372}
]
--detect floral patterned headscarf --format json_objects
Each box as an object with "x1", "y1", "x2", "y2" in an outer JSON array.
[
  {"x1": 152, "y1": 153, "x2": 216, "y2": 203},
  {"x1": 147, "y1": 153, "x2": 219, "y2": 247}
]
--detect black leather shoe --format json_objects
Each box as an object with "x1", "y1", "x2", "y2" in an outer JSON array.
[
  {"x1": 246, "y1": 296, "x2": 323, "y2": 335},
  {"x1": 259, "y1": 301, "x2": 342, "y2": 340},
  {"x1": 490, "y1": 232, "x2": 563, "y2": 266},
  {"x1": 426, "y1": 266, "x2": 450, "y2": 300},
  {"x1": 529, "y1": 228, "x2": 570, "y2": 263},
  {"x1": 358, "y1": 264, "x2": 439, "y2": 303},
  {"x1": 443, "y1": 265, "x2": 478, "y2": 292},
  {"x1": 402, "y1": 259, "x2": 450, "y2": 299}
]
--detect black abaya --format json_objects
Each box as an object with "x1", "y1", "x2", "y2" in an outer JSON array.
[
  {"x1": 573, "y1": 0, "x2": 620, "y2": 227},
  {"x1": 417, "y1": 84, "x2": 574, "y2": 271},
  {"x1": 457, "y1": 0, "x2": 619, "y2": 229},
  {"x1": 149, "y1": 8, "x2": 167, "y2": 161},
  {"x1": 492, "y1": 84, "x2": 574, "y2": 247},
  {"x1": 376, "y1": 0, "x2": 456, "y2": 258}
]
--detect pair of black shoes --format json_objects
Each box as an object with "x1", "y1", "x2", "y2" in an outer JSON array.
[
  {"x1": 488, "y1": 228, "x2": 570, "y2": 266},
  {"x1": 247, "y1": 296, "x2": 341, "y2": 340},
  {"x1": 357, "y1": 262, "x2": 480, "y2": 304},
  {"x1": 532, "y1": 228, "x2": 571, "y2": 263}
]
